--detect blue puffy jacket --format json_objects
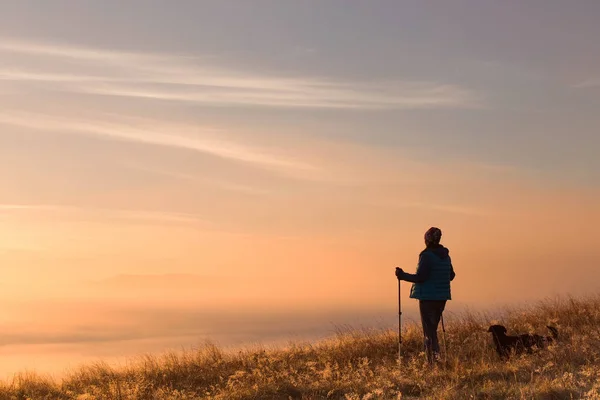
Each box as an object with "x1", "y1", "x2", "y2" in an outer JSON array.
[{"x1": 400, "y1": 245, "x2": 455, "y2": 300}]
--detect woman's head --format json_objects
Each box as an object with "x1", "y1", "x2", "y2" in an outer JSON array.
[{"x1": 424, "y1": 227, "x2": 442, "y2": 247}]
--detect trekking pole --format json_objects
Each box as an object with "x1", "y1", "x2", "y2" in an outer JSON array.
[
  {"x1": 441, "y1": 313, "x2": 447, "y2": 363},
  {"x1": 398, "y1": 279, "x2": 402, "y2": 366}
]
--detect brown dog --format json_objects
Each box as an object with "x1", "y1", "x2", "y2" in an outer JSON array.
[{"x1": 487, "y1": 324, "x2": 558, "y2": 359}]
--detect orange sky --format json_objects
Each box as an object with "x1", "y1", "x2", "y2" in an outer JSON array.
[
  {"x1": 1, "y1": 120, "x2": 598, "y2": 376},
  {"x1": 1, "y1": 175, "x2": 599, "y2": 376},
  {"x1": 1, "y1": 0, "x2": 600, "y2": 377},
  {"x1": 2, "y1": 164, "x2": 598, "y2": 307}
]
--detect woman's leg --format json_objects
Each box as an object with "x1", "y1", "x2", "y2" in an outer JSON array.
[
  {"x1": 430, "y1": 301, "x2": 446, "y2": 358},
  {"x1": 419, "y1": 300, "x2": 436, "y2": 363},
  {"x1": 419, "y1": 300, "x2": 447, "y2": 363}
]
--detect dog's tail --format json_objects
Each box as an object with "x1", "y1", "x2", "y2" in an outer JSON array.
[{"x1": 546, "y1": 326, "x2": 559, "y2": 340}]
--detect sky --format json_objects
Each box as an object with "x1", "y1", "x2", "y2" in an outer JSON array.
[{"x1": 0, "y1": 0, "x2": 599, "y2": 376}]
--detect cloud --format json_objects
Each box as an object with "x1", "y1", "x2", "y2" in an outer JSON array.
[
  {"x1": 402, "y1": 202, "x2": 489, "y2": 216},
  {"x1": 572, "y1": 79, "x2": 600, "y2": 89},
  {"x1": 0, "y1": 203, "x2": 208, "y2": 225},
  {"x1": 0, "y1": 204, "x2": 58, "y2": 211},
  {"x1": 0, "y1": 300, "x2": 393, "y2": 348},
  {"x1": 0, "y1": 69, "x2": 109, "y2": 83},
  {"x1": 123, "y1": 162, "x2": 271, "y2": 194},
  {"x1": 0, "y1": 111, "x2": 314, "y2": 174},
  {"x1": 0, "y1": 38, "x2": 480, "y2": 110},
  {"x1": 90, "y1": 273, "x2": 233, "y2": 293},
  {"x1": 0, "y1": 40, "x2": 145, "y2": 62},
  {"x1": 77, "y1": 81, "x2": 477, "y2": 110}
]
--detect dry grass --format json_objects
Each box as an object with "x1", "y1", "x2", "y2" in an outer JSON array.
[{"x1": 2, "y1": 295, "x2": 600, "y2": 399}]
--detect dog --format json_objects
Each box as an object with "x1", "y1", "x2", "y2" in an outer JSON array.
[{"x1": 487, "y1": 324, "x2": 558, "y2": 359}]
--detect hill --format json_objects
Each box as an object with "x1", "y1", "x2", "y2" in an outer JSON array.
[{"x1": 1, "y1": 295, "x2": 600, "y2": 399}]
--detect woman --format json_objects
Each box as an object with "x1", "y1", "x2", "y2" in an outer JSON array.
[{"x1": 395, "y1": 227, "x2": 456, "y2": 364}]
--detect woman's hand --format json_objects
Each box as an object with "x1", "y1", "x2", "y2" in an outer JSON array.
[{"x1": 395, "y1": 267, "x2": 404, "y2": 279}]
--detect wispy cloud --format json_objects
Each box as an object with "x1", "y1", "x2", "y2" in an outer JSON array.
[
  {"x1": 376, "y1": 201, "x2": 491, "y2": 216},
  {"x1": 0, "y1": 111, "x2": 314, "y2": 173},
  {"x1": 6, "y1": 297, "x2": 390, "y2": 347},
  {"x1": 123, "y1": 162, "x2": 271, "y2": 195},
  {"x1": 0, "y1": 38, "x2": 480, "y2": 110},
  {"x1": 0, "y1": 203, "x2": 208, "y2": 225},
  {"x1": 76, "y1": 81, "x2": 477, "y2": 110},
  {"x1": 407, "y1": 202, "x2": 489, "y2": 216},
  {"x1": 0, "y1": 204, "x2": 58, "y2": 211},
  {"x1": 572, "y1": 79, "x2": 600, "y2": 89}
]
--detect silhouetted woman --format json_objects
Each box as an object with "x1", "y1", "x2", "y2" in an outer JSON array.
[{"x1": 395, "y1": 227, "x2": 456, "y2": 364}]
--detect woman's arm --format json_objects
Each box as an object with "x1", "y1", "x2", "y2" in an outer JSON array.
[{"x1": 397, "y1": 253, "x2": 434, "y2": 283}]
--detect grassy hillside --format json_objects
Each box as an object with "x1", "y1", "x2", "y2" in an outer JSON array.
[{"x1": 2, "y1": 295, "x2": 600, "y2": 400}]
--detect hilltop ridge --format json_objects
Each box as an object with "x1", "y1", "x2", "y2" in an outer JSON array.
[{"x1": 2, "y1": 295, "x2": 600, "y2": 399}]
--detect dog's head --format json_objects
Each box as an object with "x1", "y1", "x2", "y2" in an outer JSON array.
[{"x1": 487, "y1": 325, "x2": 508, "y2": 336}]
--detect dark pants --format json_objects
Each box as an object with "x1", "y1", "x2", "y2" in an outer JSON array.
[{"x1": 419, "y1": 300, "x2": 447, "y2": 363}]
